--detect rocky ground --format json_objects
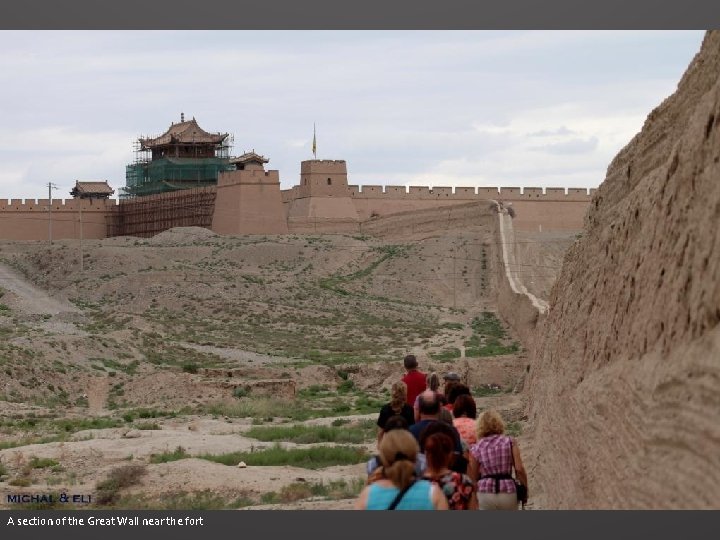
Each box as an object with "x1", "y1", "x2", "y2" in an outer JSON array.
[{"x1": 0, "y1": 216, "x2": 565, "y2": 509}]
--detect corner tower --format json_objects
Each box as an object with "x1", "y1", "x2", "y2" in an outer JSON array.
[{"x1": 211, "y1": 152, "x2": 288, "y2": 235}]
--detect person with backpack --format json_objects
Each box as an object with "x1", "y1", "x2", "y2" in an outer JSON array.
[
  {"x1": 376, "y1": 381, "x2": 415, "y2": 445},
  {"x1": 420, "y1": 422, "x2": 477, "y2": 510},
  {"x1": 355, "y1": 429, "x2": 448, "y2": 510},
  {"x1": 411, "y1": 390, "x2": 468, "y2": 474},
  {"x1": 468, "y1": 409, "x2": 529, "y2": 510},
  {"x1": 366, "y1": 415, "x2": 426, "y2": 478}
]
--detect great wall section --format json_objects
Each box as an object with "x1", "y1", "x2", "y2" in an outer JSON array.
[
  {"x1": 525, "y1": 31, "x2": 720, "y2": 509},
  {"x1": 0, "y1": 168, "x2": 593, "y2": 240},
  {"x1": 1, "y1": 32, "x2": 719, "y2": 510}
]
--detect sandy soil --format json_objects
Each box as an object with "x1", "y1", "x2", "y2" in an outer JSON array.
[
  {"x1": 0, "y1": 211, "x2": 555, "y2": 509},
  {"x1": 0, "y1": 262, "x2": 79, "y2": 315}
]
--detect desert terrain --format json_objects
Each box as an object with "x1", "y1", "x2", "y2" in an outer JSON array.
[
  {"x1": 2, "y1": 29, "x2": 718, "y2": 512},
  {"x1": 0, "y1": 209, "x2": 567, "y2": 509}
]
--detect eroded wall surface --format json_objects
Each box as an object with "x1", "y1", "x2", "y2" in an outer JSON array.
[{"x1": 525, "y1": 31, "x2": 720, "y2": 509}]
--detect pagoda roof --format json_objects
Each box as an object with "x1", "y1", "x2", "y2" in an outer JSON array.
[
  {"x1": 140, "y1": 117, "x2": 228, "y2": 149},
  {"x1": 71, "y1": 180, "x2": 114, "y2": 196},
  {"x1": 150, "y1": 156, "x2": 230, "y2": 165},
  {"x1": 230, "y1": 151, "x2": 269, "y2": 165}
]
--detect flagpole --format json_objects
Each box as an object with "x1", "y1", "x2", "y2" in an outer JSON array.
[{"x1": 312, "y1": 123, "x2": 317, "y2": 159}]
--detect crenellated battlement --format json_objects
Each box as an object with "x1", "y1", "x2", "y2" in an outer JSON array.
[
  {"x1": 343, "y1": 185, "x2": 595, "y2": 201},
  {"x1": 0, "y1": 198, "x2": 119, "y2": 211},
  {"x1": 0, "y1": 197, "x2": 118, "y2": 241}
]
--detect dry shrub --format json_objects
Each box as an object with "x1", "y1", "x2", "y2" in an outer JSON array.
[{"x1": 95, "y1": 464, "x2": 147, "y2": 506}]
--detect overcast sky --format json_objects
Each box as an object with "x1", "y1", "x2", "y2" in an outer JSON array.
[{"x1": 0, "y1": 30, "x2": 705, "y2": 200}]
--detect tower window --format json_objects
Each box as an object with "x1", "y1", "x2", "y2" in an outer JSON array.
[{"x1": 327, "y1": 178, "x2": 332, "y2": 185}]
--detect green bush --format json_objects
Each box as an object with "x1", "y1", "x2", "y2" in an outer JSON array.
[
  {"x1": 233, "y1": 387, "x2": 249, "y2": 398},
  {"x1": 149, "y1": 446, "x2": 189, "y2": 464},
  {"x1": 506, "y1": 421, "x2": 523, "y2": 437},
  {"x1": 200, "y1": 444, "x2": 369, "y2": 469},
  {"x1": 9, "y1": 477, "x2": 32, "y2": 487},
  {"x1": 54, "y1": 418, "x2": 123, "y2": 433},
  {"x1": 134, "y1": 422, "x2": 161, "y2": 431},
  {"x1": 29, "y1": 457, "x2": 59, "y2": 469},
  {"x1": 440, "y1": 322, "x2": 464, "y2": 330},
  {"x1": 245, "y1": 423, "x2": 374, "y2": 444},
  {"x1": 429, "y1": 347, "x2": 461, "y2": 361},
  {"x1": 473, "y1": 384, "x2": 503, "y2": 397}
]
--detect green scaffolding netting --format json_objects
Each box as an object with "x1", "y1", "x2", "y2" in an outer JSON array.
[{"x1": 124, "y1": 157, "x2": 233, "y2": 197}]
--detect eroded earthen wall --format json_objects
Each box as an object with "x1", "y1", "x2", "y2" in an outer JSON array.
[{"x1": 526, "y1": 31, "x2": 720, "y2": 509}]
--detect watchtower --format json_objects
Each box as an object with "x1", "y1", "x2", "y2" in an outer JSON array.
[
  {"x1": 299, "y1": 160, "x2": 349, "y2": 197},
  {"x1": 123, "y1": 114, "x2": 233, "y2": 198}
]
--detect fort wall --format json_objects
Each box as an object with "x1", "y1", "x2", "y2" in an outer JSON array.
[
  {"x1": 338, "y1": 185, "x2": 594, "y2": 232},
  {"x1": 0, "y1": 163, "x2": 594, "y2": 240},
  {"x1": 359, "y1": 201, "x2": 497, "y2": 237},
  {"x1": 212, "y1": 169, "x2": 288, "y2": 235},
  {"x1": 0, "y1": 198, "x2": 115, "y2": 241}
]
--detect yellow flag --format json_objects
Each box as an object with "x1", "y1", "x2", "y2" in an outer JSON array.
[{"x1": 312, "y1": 123, "x2": 317, "y2": 158}]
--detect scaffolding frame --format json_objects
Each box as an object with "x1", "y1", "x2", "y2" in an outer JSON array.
[
  {"x1": 108, "y1": 187, "x2": 217, "y2": 238},
  {"x1": 122, "y1": 131, "x2": 234, "y2": 199}
]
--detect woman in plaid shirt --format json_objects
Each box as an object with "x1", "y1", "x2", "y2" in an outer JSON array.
[{"x1": 468, "y1": 409, "x2": 529, "y2": 510}]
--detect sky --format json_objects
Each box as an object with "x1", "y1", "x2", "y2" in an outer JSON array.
[{"x1": 0, "y1": 30, "x2": 706, "y2": 200}]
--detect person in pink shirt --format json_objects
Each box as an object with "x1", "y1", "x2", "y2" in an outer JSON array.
[
  {"x1": 468, "y1": 409, "x2": 529, "y2": 510},
  {"x1": 452, "y1": 394, "x2": 478, "y2": 446}
]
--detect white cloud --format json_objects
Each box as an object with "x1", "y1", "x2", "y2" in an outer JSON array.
[{"x1": 0, "y1": 30, "x2": 706, "y2": 198}]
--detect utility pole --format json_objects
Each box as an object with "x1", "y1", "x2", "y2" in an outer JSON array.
[
  {"x1": 453, "y1": 246, "x2": 457, "y2": 310},
  {"x1": 47, "y1": 182, "x2": 58, "y2": 245},
  {"x1": 79, "y1": 202, "x2": 84, "y2": 272}
]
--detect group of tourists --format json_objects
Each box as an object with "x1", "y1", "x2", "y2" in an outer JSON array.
[{"x1": 356, "y1": 354, "x2": 528, "y2": 511}]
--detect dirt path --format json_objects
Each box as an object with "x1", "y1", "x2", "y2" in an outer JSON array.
[
  {"x1": 0, "y1": 262, "x2": 79, "y2": 315},
  {"x1": 498, "y1": 211, "x2": 549, "y2": 312},
  {"x1": 87, "y1": 377, "x2": 109, "y2": 413},
  {"x1": 180, "y1": 343, "x2": 287, "y2": 366}
]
